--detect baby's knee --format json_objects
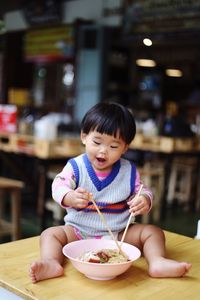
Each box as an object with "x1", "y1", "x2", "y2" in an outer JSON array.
[
  {"x1": 142, "y1": 224, "x2": 165, "y2": 240},
  {"x1": 40, "y1": 226, "x2": 62, "y2": 240},
  {"x1": 40, "y1": 227, "x2": 55, "y2": 238}
]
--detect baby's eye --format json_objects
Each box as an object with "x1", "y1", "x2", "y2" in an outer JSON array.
[
  {"x1": 110, "y1": 145, "x2": 118, "y2": 149},
  {"x1": 93, "y1": 140, "x2": 100, "y2": 145}
]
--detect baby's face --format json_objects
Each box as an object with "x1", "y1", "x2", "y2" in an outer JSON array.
[{"x1": 81, "y1": 130, "x2": 128, "y2": 172}]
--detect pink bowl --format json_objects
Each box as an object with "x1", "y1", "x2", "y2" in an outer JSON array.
[{"x1": 63, "y1": 239, "x2": 141, "y2": 280}]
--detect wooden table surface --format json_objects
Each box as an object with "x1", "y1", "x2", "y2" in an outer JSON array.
[{"x1": 0, "y1": 231, "x2": 200, "y2": 300}]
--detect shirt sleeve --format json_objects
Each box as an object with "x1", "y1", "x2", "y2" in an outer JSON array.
[
  {"x1": 134, "y1": 169, "x2": 153, "y2": 210},
  {"x1": 52, "y1": 162, "x2": 76, "y2": 207}
]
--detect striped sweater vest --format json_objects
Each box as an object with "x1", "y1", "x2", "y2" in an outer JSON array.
[{"x1": 64, "y1": 153, "x2": 136, "y2": 236}]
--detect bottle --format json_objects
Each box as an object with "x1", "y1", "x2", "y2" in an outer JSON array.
[
  {"x1": 194, "y1": 219, "x2": 200, "y2": 240},
  {"x1": 18, "y1": 107, "x2": 34, "y2": 135}
]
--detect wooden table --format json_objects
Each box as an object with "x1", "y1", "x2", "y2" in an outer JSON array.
[
  {"x1": 129, "y1": 133, "x2": 200, "y2": 153},
  {"x1": 0, "y1": 177, "x2": 24, "y2": 240},
  {"x1": 0, "y1": 133, "x2": 85, "y2": 230},
  {"x1": 0, "y1": 231, "x2": 200, "y2": 300}
]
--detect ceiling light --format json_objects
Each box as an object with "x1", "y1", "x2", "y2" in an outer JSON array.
[
  {"x1": 136, "y1": 59, "x2": 156, "y2": 67},
  {"x1": 143, "y1": 38, "x2": 152, "y2": 46},
  {"x1": 165, "y1": 69, "x2": 183, "y2": 77}
]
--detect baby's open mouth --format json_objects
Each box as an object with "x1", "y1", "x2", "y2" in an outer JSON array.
[{"x1": 96, "y1": 157, "x2": 106, "y2": 163}]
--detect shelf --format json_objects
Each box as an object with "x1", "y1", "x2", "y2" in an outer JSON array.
[
  {"x1": 130, "y1": 133, "x2": 200, "y2": 153},
  {"x1": 0, "y1": 133, "x2": 84, "y2": 159}
]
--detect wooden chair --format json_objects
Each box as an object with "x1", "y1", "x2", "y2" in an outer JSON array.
[
  {"x1": 167, "y1": 157, "x2": 198, "y2": 210},
  {"x1": 44, "y1": 165, "x2": 64, "y2": 226},
  {"x1": 0, "y1": 177, "x2": 24, "y2": 240},
  {"x1": 138, "y1": 160, "x2": 165, "y2": 223}
]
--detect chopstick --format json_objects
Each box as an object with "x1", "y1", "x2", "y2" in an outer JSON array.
[
  {"x1": 120, "y1": 184, "x2": 143, "y2": 247},
  {"x1": 89, "y1": 196, "x2": 127, "y2": 258}
]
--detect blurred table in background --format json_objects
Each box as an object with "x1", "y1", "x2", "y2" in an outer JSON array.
[
  {"x1": 1, "y1": 132, "x2": 199, "y2": 156},
  {"x1": 130, "y1": 133, "x2": 200, "y2": 153},
  {"x1": 0, "y1": 133, "x2": 84, "y2": 159},
  {"x1": 0, "y1": 133, "x2": 199, "y2": 230},
  {"x1": 0, "y1": 133, "x2": 84, "y2": 230},
  {"x1": 130, "y1": 134, "x2": 200, "y2": 219}
]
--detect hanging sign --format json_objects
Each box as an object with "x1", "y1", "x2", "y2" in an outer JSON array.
[
  {"x1": 24, "y1": 25, "x2": 74, "y2": 63},
  {"x1": 124, "y1": 0, "x2": 200, "y2": 35}
]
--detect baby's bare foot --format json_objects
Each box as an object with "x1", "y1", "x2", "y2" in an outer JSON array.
[
  {"x1": 148, "y1": 257, "x2": 192, "y2": 278},
  {"x1": 29, "y1": 259, "x2": 64, "y2": 283}
]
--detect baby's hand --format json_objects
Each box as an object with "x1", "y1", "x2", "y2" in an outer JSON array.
[
  {"x1": 127, "y1": 194, "x2": 150, "y2": 216},
  {"x1": 64, "y1": 187, "x2": 90, "y2": 209}
]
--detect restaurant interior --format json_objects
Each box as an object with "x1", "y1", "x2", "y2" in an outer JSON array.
[
  {"x1": 0, "y1": 0, "x2": 200, "y2": 246},
  {"x1": 1, "y1": 2, "x2": 200, "y2": 300}
]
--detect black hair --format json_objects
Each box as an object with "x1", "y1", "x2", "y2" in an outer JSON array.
[{"x1": 81, "y1": 102, "x2": 136, "y2": 144}]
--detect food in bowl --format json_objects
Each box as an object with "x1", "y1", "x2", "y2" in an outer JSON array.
[
  {"x1": 78, "y1": 248, "x2": 129, "y2": 263},
  {"x1": 63, "y1": 239, "x2": 141, "y2": 280}
]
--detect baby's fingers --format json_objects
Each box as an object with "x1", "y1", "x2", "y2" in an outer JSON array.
[
  {"x1": 76, "y1": 188, "x2": 89, "y2": 199},
  {"x1": 75, "y1": 198, "x2": 89, "y2": 209},
  {"x1": 76, "y1": 187, "x2": 88, "y2": 194},
  {"x1": 129, "y1": 201, "x2": 149, "y2": 215}
]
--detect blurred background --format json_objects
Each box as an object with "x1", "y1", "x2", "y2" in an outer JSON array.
[{"x1": 0, "y1": 0, "x2": 199, "y2": 243}]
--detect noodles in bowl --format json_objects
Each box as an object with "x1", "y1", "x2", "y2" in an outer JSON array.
[
  {"x1": 63, "y1": 239, "x2": 141, "y2": 280},
  {"x1": 78, "y1": 248, "x2": 129, "y2": 264}
]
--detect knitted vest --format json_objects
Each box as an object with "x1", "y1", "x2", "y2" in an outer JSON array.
[{"x1": 64, "y1": 153, "x2": 136, "y2": 236}]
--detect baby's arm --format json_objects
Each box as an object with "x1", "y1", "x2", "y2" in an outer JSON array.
[
  {"x1": 128, "y1": 170, "x2": 153, "y2": 216},
  {"x1": 52, "y1": 163, "x2": 89, "y2": 209}
]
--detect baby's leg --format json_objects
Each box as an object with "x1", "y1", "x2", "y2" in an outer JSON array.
[
  {"x1": 141, "y1": 225, "x2": 191, "y2": 277},
  {"x1": 29, "y1": 225, "x2": 76, "y2": 283},
  {"x1": 121, "y1": 224, "x2": 191, "y2": 278}
]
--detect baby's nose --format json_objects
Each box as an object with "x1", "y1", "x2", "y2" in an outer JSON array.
[{"x1": 99, "y1": 145, "x2": 107, "y2": 153}]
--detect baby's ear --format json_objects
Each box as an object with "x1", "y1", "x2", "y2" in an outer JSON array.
[
  {"x1": 123, "y1": 144, "x2": 129, "y2": 154},
  {"x1": 80, "y1": 131, "x2": 86, "y2": 144}
]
